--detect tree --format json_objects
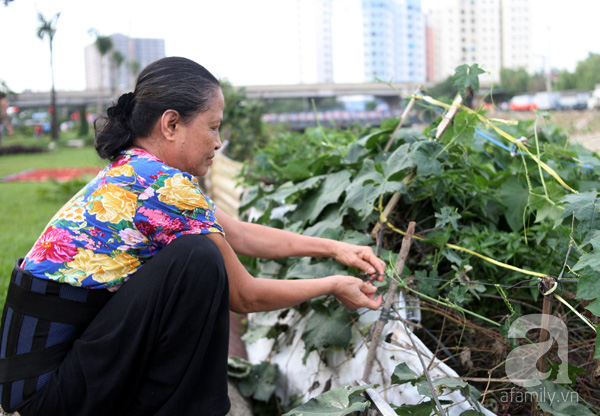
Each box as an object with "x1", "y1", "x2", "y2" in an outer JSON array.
[
  {"x1": 553, "y1": 70, "x2": 576, "y2": 91},
  {"x1": 499, "y1": 67, "x2": 531, "y2": 94},
  {"x1": 128, "y1": 60, "x2": 141, "y2": 87},
  {"x1": 88, "y1": 29, "x2": 113, "y2": 114},
  {"x1": 573, "y1": 53, "x2": 600, "y2": 90},
  {"x1": 220, "y1": 80, "x2": 266, "y2": 162},
  {"x1": 37, "y1": 11, "x2": 60, "y2": 140},
  {"x1": 110, "y1": 50, "x2": 125, "y2": 95}
]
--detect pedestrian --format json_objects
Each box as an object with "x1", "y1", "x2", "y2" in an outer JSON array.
[
  {"x1": 0, "y1": 92, "x2": 14, "y2": 138},
  {"x1": 0, "y1": 57, "x2": 385, "y2": 416}
]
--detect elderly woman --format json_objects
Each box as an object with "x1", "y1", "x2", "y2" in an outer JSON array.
[{"x1": 0, "y1": 57, "x2": 384, "y2": 416}]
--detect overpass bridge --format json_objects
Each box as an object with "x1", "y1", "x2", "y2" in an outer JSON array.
[{"x1": 11, "y1": 81, "x2": 430, "y2": 111}]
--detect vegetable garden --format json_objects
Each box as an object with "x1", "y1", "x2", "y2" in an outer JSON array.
[{"x1": 231, "y1": 66, "x2": 600, "y2": 416}]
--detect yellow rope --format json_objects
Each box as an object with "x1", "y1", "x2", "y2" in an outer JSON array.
[{"x1": 411, "y1": 93, "x2": 578, "y2": 194}]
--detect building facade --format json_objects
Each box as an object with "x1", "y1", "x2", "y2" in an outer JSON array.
[
  {"x1": 84, "y1": 34, "x2": 165, "y2": 91},
  {"x1": 298, "y1": 0, "x2": 427, "y2": 84},
  {"x1": 426, "y1": 0, "x2": 533, "y2": 85}
]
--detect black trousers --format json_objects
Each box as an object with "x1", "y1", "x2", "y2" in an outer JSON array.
[{"x1": 1, "y1": 234, "x2": 231, "y2": 416}]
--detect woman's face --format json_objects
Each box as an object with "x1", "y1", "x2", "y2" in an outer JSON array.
[{"x1": 174, "y1": 89, "x2": 224, "y2": 177}]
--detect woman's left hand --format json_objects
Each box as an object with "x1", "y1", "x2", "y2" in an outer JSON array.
[{"x1": 331, "y1": 241, "x2": 386, "y2": 281}]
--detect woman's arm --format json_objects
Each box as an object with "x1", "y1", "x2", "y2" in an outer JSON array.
[
  {"x1": 205, "y1": 233, "x2": 382, "y2": 314},
  {"x1": 215, "y1": 209, "x2": 386, "y2": 277}
]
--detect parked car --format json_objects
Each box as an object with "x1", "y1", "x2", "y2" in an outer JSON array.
[{"x1": 509, "y1": 94, "x2": 536, "y2": 111}]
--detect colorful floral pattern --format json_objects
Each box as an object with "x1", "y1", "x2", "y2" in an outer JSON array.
[{"x1": 21, "y1": 148, "x2": 224, "y2": 290}]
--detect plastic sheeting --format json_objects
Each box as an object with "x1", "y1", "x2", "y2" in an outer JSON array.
[{"x1": 245, "y1": 292, "x2": 495, "y2": 416}]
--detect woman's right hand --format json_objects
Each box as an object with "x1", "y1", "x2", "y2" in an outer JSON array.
[{"x1": 328, "y1": 275, "x2": 382, "y2": 310}]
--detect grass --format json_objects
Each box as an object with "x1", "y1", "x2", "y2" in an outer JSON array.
[{"x1": 0, "y1": 139, "x2": 105, "y2": 309}]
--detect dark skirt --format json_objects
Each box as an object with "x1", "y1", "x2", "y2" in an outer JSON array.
[
  {"x1": 0, "y1": 234, "x2": 231, "y2": 416},
  {"x1": 0, "y1": 260, "x2": 113, "y2": 412}
]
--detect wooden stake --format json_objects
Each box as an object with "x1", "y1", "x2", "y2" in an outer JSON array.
[
  {"x1": 532, "y1": 276, "x2": 554, "y2": 416},
  {"x1": 362, "y1": 222, "x2": 416, "y2": 382},
  {"x1": 435, "y1": 94, "x2": 463, "y2": 141},
  {"x1": 369, "y1": 171, "x2": 415, "y2": 239},
  {"x1": 383, "y1": 85, "x2": 423, "y2": 153}
]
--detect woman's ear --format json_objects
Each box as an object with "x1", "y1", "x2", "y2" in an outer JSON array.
[{"x1": 159, "y1": 110, "x2": 181, "y2": 141}]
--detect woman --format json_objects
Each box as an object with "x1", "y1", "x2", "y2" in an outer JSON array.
[{"x1": 0, "y1": 57, "x2": 384, "y2": 416}]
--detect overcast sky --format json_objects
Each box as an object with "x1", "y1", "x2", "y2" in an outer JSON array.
[{"x1": 1, "y1": 0, "x2": 599, "y2": 93}]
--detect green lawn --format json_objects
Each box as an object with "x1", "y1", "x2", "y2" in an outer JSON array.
[{"x1": 0, "y1": 144, "x2": 105, "y2": 308}]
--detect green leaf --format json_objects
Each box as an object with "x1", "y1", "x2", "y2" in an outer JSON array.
[
  {"x1": 525, "y1": 379, "x2": 596, "y2": 416},
  {"x1": 410, "y1": 141, "x2": 445, "y2": 177},
  {"x1": 287, "y1": 258, "x2": 346, "y2": 279},
  {"x1": 585, "y1": 298, "x2": 600, "y2": 317},
  {"x1": 301, "y1": 170, "x2": 352, "y2": 224},
  {"x1": 342, "y1": 159, "x2": 407, "y2": 219},
  {"x1": 415, "y1": 377, "x2": 467, "y2": 399},
  {"x1": 302, "y1": 302, "x2": 354, "y2": 363},
  {"x1": 391, "y1": 362, "x2": 420, "y2": 385},
  {"x1": 561, "y1": 192, "x2": 600, "y2": 229},
  {"x1": 268, "y1": 176, "x2": 324, "y2": 203},
  {"x1": 575, "y1": 269, "x2": 600, "y2": 299},
  {"x1": 435, "y1": 206, "x2": 461, "y2": 230},
  {"x1": 383, "y1": 143, "x2": 415, "y2": 179},
  {"x1": 237, "y1": 361, "x2": 279, "y2": 402},
  {"x1": 499, "y1": 176, "x2": 530, "y2": 232},
  {"x1": 452, "y1": 63, "x2": 485, "y2": 98},
  {"x1": 394, "y1": 401, "x2": 443, "y2": 416},
  {"x1": 282, "y1": 384, "x2": 371, "y2": 416}
]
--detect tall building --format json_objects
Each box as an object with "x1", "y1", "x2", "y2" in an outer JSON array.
[
  {"x1": 297, "y1": 0, "x2": 335, "y2": 84},
  {"x1": 298, "y1": 0, "x2": 427, "y2": 84},
  {"x1": 84, "y1": 34, "x2": 165, "y2": 91},
  {"x1": 426, "y1": 0, "x2": 532, "y2": 85}
]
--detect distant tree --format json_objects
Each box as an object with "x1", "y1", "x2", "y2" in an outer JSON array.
[
  {"x1": 425, "y1": 76, "x2": 457, "y2": 100},
  {"x1": 37, "y1": 11, "x2": 61, "y2": 140},
  {"x1": 220, "y1": 80, "x2": 266, "y2": 162},
  {"x1": 110, "y1": 50, "x2": 125, "y2": 95},
  {"x1": 88, "y1": 29, "x2": 113, "y2": 114},
  {"x1": 128, "y1": 60, "x2": 141, "y2": 87},
  {"x1": 499, "y1": 67, "x2": 531, "y2": 93},
  {"x1": 553, "y1": 70, "x2": 577, "y2": 91},
  {"x1": 573, "y1": 53, "x2": 600, "y2": 90}
]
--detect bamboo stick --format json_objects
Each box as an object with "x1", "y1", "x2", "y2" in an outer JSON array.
[
  {"x1": 362, "y1": 222, "x2": 416, "y2": 382},
  {"x1": 435, "y1": 94, "x2": 463, "y2": 141},
  {"x1": 383, "y1": 85, "x2": 423, "y2": 153}
]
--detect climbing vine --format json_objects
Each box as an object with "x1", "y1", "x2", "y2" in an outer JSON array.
[{"x1": 234, "y1": 66, "x2": 600, "y2": 415}]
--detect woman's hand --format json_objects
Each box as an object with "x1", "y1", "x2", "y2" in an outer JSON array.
[
  {"x1": 328, "y1": 275, "x2": 382, "y2": 310},
  {"x1": 331, "y1": 242, "x2": 386, "y2": 281}
]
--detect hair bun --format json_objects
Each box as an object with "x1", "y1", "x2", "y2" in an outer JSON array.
[{"x1": 116, "y1": 92, "x2": 135, "y2": 115}]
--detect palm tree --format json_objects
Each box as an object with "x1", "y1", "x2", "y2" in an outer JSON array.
[
  {"x1": 88, "y1": 29, "x2": 113, "y2": 115},
  {"x1": 37, "y1": 12, "x2": 60, "y2": 140},
  {"x1": 110, "y1": 50, "x2": 125, "y2": 96}
]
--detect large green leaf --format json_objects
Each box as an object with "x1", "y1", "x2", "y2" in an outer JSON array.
[
  {"x1": 302, "y1": 302, "x2": 354, "y2": 363},
  {"x1": 237, "y1": 361, "x2": 279, "y2": 402},
  {"x1": 268, "y1": 176, "x2": 324, "y2": 203},
  {"x1": 561, "y1": 192, "x2": 600, "y2": 231},
  {"x1": 575, "y1": 268, "x2": 600, "y2": 299},
  {"x1": 282, "y1": 384, "x2": 371, "y2": 416},
  {"x1": 452, "y1": 63, "x2": 485, "y2": 98},
  {"x1": 391, "y1": 362, "x2": 420, "y2": 385},
  {"x1": 410, "y1": 140, "x2": 446, "y2": 177},
  {"x1": 342, "y1": 159, "x2": 407, "y2": 219},
  {"x1": 499, "y1": 176, "x2": 530, "y2": 232},
  {"x1": 287, "y1": 257, "x2": 346, "y2": 279},
  {"x1": 300, "y1": 170, "x2": 352, "y2": 224}
]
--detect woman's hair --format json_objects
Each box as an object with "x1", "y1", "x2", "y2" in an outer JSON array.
[{"x1": 95, "y1": 56, "x2": 220, "y2": 161}]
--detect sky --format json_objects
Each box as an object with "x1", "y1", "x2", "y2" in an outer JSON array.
[{"x1": 1, "y1": 0, "x2": 599, "y2": 93}]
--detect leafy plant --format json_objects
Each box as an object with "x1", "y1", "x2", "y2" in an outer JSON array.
[{"x1": 238, "y1": 66, "x2": 600, "y2": 415}]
